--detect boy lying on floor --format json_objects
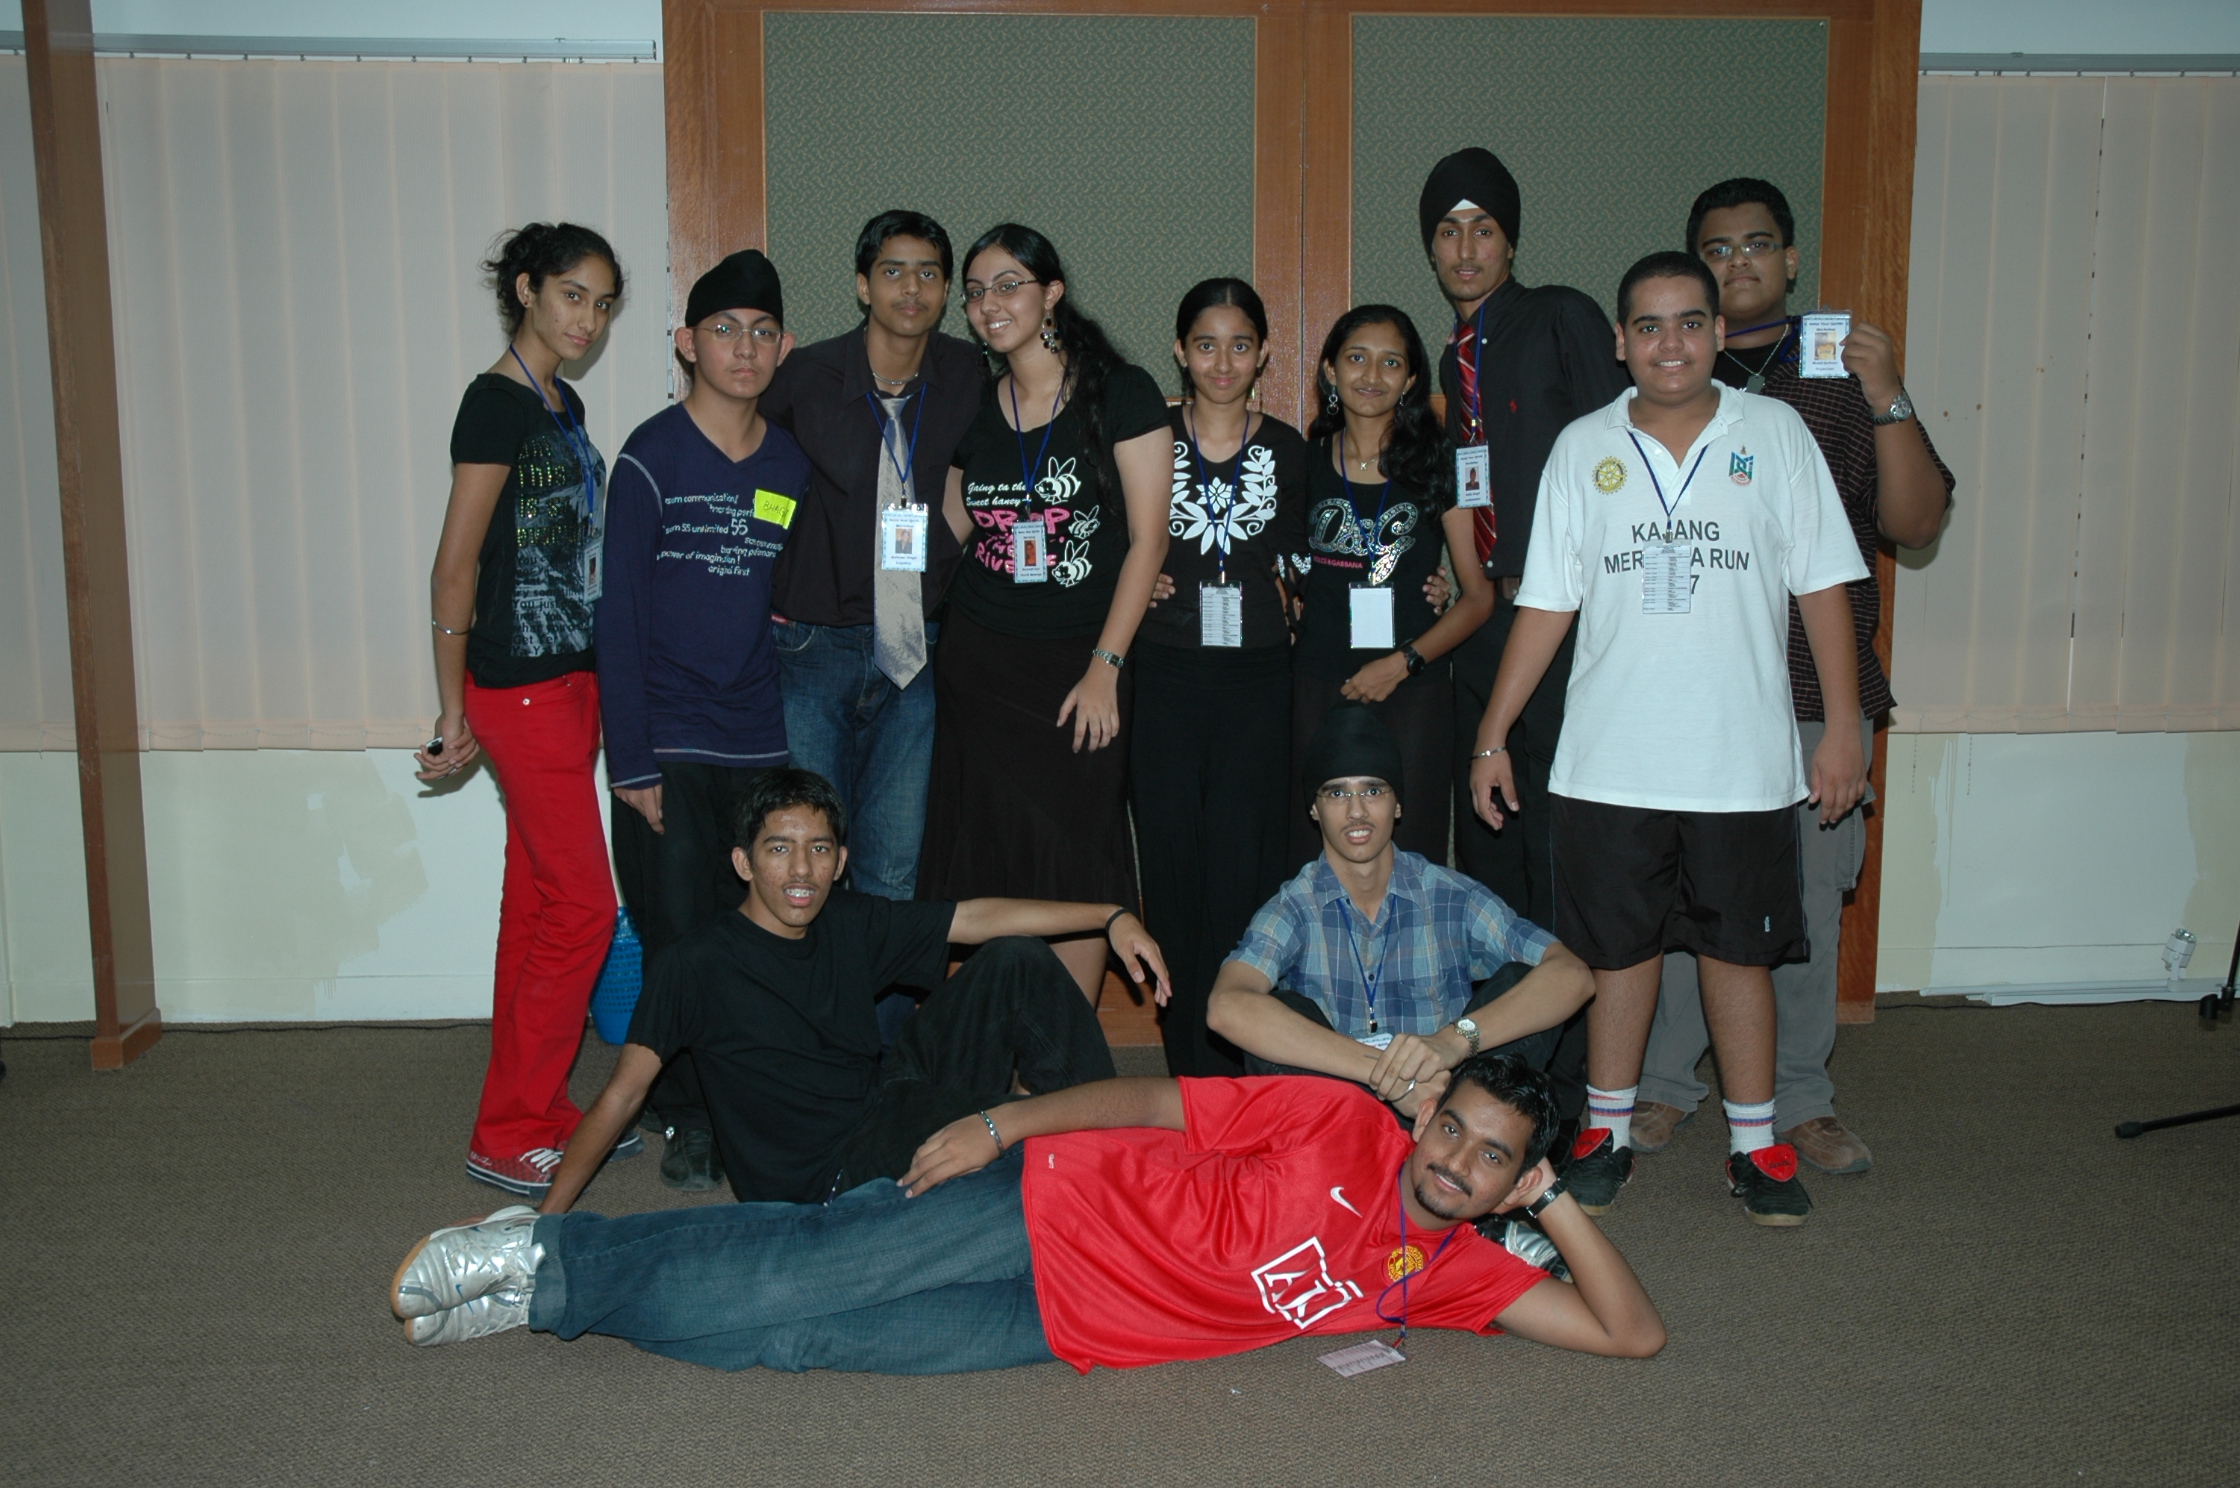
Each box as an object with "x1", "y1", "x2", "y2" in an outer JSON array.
[{"x1": 388, "y1": 1054, "x2": 1664, "y2": 1372}]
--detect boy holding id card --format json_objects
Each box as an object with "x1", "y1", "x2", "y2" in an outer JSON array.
[
  {"x1": 1467, "y1": 253, "x2": 1867, "y2": 1230},
  {"x1": 1290, "y1": 307, "x2": 1494, "y2": 869}
]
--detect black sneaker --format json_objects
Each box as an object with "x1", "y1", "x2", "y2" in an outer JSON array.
[
  {"x1": 659, "y1": 1125, "x2": 723, "y2": 1192},
  {"x1": 1726, "y1": 1143, "x2": 1812, "y2": 1226},
  {"x1": 1560, "y1": 1128, "x2": 1634, "y2": 1215}
]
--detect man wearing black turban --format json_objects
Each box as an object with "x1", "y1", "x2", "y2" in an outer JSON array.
[{"x1": 1419, "y1": 148, "x2": 1631, "y2": 1136}]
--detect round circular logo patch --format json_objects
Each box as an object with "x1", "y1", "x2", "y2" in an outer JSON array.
[
  {"x1": 1592, "y1": 457, "x2": 1626, "y2": 493},
  {"x1": 1386, "y1": 1243, "x2": 1427, "y2": 1282}
]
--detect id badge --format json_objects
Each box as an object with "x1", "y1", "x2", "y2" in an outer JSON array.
[
  {"x1": 1641, "y1": 542, "x2": 1691, "y2": 614},
  {"x1": 577, "y1": 470, "x2": 608, "y2": 601},
  {"x1": 1012, "y1": 517, "x2": 1048, "y2": 583},
  {"x1": 1320, "y1": 1340, "x2": 1407, "y2": 1377},
  {"x1": 1455, "y1": 443, "x2": 1492, "y2": 509},
  {"x1": 1349, "y1": 585, "x2": 1395, "y2": 649},
  {"x1": 1799, "y1": 313, "x2": 1851, "y2": 379},
  {"x1": 880, "y1": 504, "x2": 928, "y2": 572},
  {"x1": 1356, "y1": 1030, "x2": 1395, "y2": 1051},
  {"x1": 1199, "y1": 583, "x2": 1243, "y2": 647}
]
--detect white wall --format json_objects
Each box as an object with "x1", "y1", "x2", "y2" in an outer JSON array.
[
  {"x1": 1920, "y1": 0, "x2": 2240, "y2": 55},
  {"x1": 1, "y1": 2, "x2": 663, "y2": 46},
  {"x1": 1875, "y1": 732, "x2": 2240, "y2": 994},
  {"x1": 2, "y1": 747, "x2": 623, "y2": 1022}
]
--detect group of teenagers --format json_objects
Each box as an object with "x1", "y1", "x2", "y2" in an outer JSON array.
[{"x1": 394, "y1": 145, "x2": 1952, "y2": 1376}]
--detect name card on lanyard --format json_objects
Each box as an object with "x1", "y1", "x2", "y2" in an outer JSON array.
[
  {"x1": 511, "y1": 347, "x2": 605, "y2": 599},
  {"x1": 1189, "y1": 412, "x2": 1247, "y2": 647},
  {"x1": 869, "y1": 388, "x2": 929, "y2": 573},
  {"x1": 1342, "y1": 442, "x2": 1397, "y2": 650},
  {"x1": 1009, "y1": 377, "x2": 1062, "y2": 585},
  {"x1": 1625, "y1": 430, "x2": 1710, "y2": 616},
  {"x1": 1454, "y1": 308, "x2": 1492, "y2": 510}
]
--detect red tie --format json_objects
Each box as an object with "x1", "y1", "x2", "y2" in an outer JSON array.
[{"x1": 1450, "y1": 320, "x2": 1496, "y2": 566}]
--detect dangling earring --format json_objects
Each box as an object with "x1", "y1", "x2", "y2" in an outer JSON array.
[
  {"x1": 1039, "y1": 314, "x2": 1060, "y2": 353},
  {"x1": 1323, "y1": 384, "x2": 1339, "y2": 415}
]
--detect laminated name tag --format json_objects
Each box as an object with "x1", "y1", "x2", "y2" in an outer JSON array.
[
  {"x1": 1799, "y1": 313, "x2": 1851, "y2": 379},
  {"x1": 1642, "y1": 542, "x2": 1691, "y2": 614},
  {"x1": 1349, "y1": 585, "x2": 1395, "y2": 649},
  {"x1": 880, "y1": 505, "x2": 928, "y2": 572},
  {"x1": 1319, "y1": 1340, "x2": 1407, "y2": 1377},
  {"x1": 1356, "y1": 1031, "x2": 1395, "y2": 1051},
  {"x1": 1200, "y1": 583, "x2": 1243, "y2": 647},
  {"x1": 1455, "y1": 443, "x2": 1491, "y2": 509},
  {"x1": 1012, "y1": 517, "x2": 1047, "y2": 583}
]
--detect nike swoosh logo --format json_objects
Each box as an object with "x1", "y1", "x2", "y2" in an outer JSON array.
[{"x1": 1330, "y1": 1186, "x2": 1361, "y2": 1216}]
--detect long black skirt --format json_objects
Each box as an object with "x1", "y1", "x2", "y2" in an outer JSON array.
[{"x1": 918, "y1": 609, "x2": 1137, "y2": 906}]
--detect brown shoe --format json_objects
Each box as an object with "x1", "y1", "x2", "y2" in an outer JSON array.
[
  {"x1": 1781, "y1": 1116, "x2": 1872, "y2": 1174},
  {"x1": 1628, "y1": 1101, "x2": 1690, "y2": 1153}
]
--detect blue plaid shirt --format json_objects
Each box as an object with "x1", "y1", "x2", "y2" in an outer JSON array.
[{"x1": 1230, "y1": 851, "x2": 1555, "y2": 1037}]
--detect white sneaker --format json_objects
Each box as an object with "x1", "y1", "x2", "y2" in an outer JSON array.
[
  {"x1": 404, "y1": 1287, "x2": 530, "y2": 1347},
  {"x1": 390, "y1": 1206, "x2": 543, "y2": 1319}
]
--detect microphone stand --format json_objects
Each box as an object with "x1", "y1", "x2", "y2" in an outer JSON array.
[{"x1": 2114, "y1": 916, "x2": 2240, "y2": 1139}]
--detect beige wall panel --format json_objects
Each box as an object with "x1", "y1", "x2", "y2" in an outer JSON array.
[
  {"x1": 1895, "y1": 77, "x2": 2104, "y2": 732},
  {"x1": 0, "y1": 57, "x2": 74, "y2": 750},
  {"x1": 90, "y1": 59, "x2": 669, "y2": 750},
  {"x1": 2070, "y1": 80, "x2": 2240, "y2": 732}
]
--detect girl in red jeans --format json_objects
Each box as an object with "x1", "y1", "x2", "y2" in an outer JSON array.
[{"x1": 416, "y1": 223, "x2": 633, "y2": 1196}]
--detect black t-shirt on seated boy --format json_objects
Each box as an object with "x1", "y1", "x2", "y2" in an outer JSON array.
[
  {"x1": 1293, "y1": 443, "x2": 1451, "y2": 688},
  {"x1": 946, "y1": 363, "x2": 1170, "y2": 639},
  {"x1": 1137, "y1": 409, "x2": 1310, "y2": 653},
  {"x1": 624, "y1": 890, "x2": 956, "y2": 1204}
]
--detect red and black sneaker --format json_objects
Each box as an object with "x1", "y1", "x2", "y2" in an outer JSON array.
[
  {"x1": 1726, "y1": 1143, "x2": 1813, "y2": 1227},
  {"x1": 1561, "y1": 1127, "x2": 1634, "y2": 1215},
  {"x1": 465, "y1": 1146, "x2": 564, "y2": 1198}
]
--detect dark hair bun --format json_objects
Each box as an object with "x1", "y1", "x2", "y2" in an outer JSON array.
[{"x1": 482, "y1": 222, "x2": 624, "y2": 336}]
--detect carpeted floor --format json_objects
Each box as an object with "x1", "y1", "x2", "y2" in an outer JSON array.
[{"x1": 2, "y1": 998, "x2": 2235, "y2": 1487}]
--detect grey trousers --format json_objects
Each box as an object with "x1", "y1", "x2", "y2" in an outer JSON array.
[{"x1": 1636, "y1": 718, "x2": 1873, "y2": 1131}]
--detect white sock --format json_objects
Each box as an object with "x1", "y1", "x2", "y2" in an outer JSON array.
[
  {"x1": 1724, "y1": 1098, "x2": 1777, "y2": 1154},
  {"x1": 1585, "y1": 1084, "x2": 1637, "y2": 1152}
]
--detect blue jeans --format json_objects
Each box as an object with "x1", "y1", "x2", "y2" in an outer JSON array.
[
  {"x1": 530, "y1": 1148, "x2": 1054, "y2": 1373},
  {"x1": 772, "y1": 619, "x2": 938, "y2": 902}
]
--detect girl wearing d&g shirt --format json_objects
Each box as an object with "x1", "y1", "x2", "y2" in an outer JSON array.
[
  {"x1": 922, "y1": 225, "x2": 1171, "y2": 1002},
  {"x1": 417, "y1": 223, "x2": 629, "y2": 1199},
  {"x1": 1292, "y1": 306, "x2": 1494, "y2": 866}
]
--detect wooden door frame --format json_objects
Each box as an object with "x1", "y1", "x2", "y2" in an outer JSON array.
[{"x1": 663, "y1": 0, "x2": 1925, "y2": 1020}]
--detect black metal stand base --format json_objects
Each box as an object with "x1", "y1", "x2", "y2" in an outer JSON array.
[{"x1": 2113, "y1": 925, "x2": 2238, "y2": 1140}]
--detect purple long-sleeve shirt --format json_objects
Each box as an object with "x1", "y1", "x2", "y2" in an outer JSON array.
[{"x1": 595, "y1": 402, "x2": 808, "y2": 788}]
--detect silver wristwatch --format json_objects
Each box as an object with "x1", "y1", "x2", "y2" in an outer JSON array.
[
  {"x1": 1870, "y1": 387, "x2": 1915, "y2": 426},
  {"x1": 1455, "y1": 1016, "x2": 1481, "y2": 1055}
]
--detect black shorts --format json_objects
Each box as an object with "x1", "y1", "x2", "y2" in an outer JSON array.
[{"x1": 1549, "y1": 794, "x2": 1806, "y2": 969}]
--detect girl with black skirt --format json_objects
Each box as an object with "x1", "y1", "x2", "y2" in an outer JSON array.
[
  {"x1": 1291, "y1": 305, "x2": 1494, "y2": 866},
  {"x1": 1130, "y1": 279, "x2": 1309, "y2": 1076},
  {"x1": 920, "y1": 225, "x2": 1172, "y2": 1000}
]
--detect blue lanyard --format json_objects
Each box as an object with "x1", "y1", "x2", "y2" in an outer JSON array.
[
  {"x1": 1373, "y1": 1166, "x2": 1461, "y2": 1348},
  {"x1": 1624, "y1": 429, "x2": 1713, "y2": 525},
  {"x1": 1008, "y1": 376, "x2": 1063, "y2": 514},
  {"x1": 510, "y1": 346, "x2": 598, "y2": 514},
  {"x1": 1338, "y1": 890, "x2": 1394, "y2": 1032},
  {"x1": 1186, "y1": 408, "x2": 1249, "y2": 584},
  {"x1": 1337, "y1": 431, "x2": 1391, "y2": 578},
  {"x1": 864, "y1": 388, "x2": 926, "y2": 498}
]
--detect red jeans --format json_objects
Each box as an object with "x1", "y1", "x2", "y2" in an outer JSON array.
[{"x1": 465, "y1": 671, "x2": 615, "y2": 1158}]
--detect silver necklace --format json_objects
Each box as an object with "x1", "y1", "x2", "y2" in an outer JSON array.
[{"x1": 1720, "y1": 325, "x2": 1791, "y2": 394}]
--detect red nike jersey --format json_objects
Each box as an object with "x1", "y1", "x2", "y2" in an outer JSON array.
[{"x1": 1019, "y1": 1077, "x2": 1548, "y2": 1371}]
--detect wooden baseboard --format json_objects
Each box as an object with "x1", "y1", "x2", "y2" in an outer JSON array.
[
  {"x1": 90, "y1": 1007, "x2": 162, "y2": 1070},
  {"x1": 1096, "y1": 970, "x2": 1163, "y2": 1048}
]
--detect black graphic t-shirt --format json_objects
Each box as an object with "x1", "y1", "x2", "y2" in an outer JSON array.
[
  {"x1": 1294, "y1": 441, "x2": 1452, "y2": 687},
  {"x1": 1138, "y1": 410, "x2": 1309, "y2": 652},
  {"x1": 450, "y1": 372, "x2": 606, "y2": 689},
  {"x1": 947, "y1": 363, "x2": 1171, "y2": 638}
]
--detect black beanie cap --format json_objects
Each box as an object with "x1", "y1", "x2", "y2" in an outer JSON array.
[
  {"x1": 1302, "y1": 702, "x2": 1406, "y2": 807},
  {"x1": 1418, "y1": 147, "x2": 1522, "y2": 254},
  {"x1": 685, "y1": 248, "x2": 784, "y2": 329}
]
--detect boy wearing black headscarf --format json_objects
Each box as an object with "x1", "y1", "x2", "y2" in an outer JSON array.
[{"x1": 1419, "y1": 147, "x2": 1631, "y2": 1135}]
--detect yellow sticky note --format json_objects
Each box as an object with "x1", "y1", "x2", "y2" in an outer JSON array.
[{"x1": 754, "y1": 490, "x2": 797, "y2": 529}]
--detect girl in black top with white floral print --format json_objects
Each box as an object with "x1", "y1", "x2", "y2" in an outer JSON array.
[{"x1": 1128, "y1": 279, "x2": 1309, "y2": 1075}]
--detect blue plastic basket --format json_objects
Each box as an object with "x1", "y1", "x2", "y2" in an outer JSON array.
[{"x1": 588, "y1": 907, "x2": 644, "y2": 1045}]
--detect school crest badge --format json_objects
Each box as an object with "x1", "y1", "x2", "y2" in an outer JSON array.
[
  {"x1": 1592, "y1": 457, "x2": 1626, "y2": 493},
  {"x1": 1386, "y1": 1244, "x2": 1427, "y2": 1283},
  {"x1": 1729, "y1": 449, "x2": 1755, "y2": 486}
]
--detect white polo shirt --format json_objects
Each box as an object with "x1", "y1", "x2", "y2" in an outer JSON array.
[{"x1": 1515, "y1": 382, "x2": 1867, "y2": 812}]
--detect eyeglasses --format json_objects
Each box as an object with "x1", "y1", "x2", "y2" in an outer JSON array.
[
  {"x1": 703, "y1": 321, "x2": 784, "y2": 345},
  {"x1": 1318, "y1": 784, "x2": 1391, "y2": 803},
  {"x1": 1700, "y1": 241, "x2": 1784, "y2": 262},
  {"x1": 962, "y1": 277, "x2": 1041, "y2": 305}
]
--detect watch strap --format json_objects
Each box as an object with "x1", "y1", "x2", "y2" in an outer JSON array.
[
  {"x1": 1525, "y1": 1178, "x2": 1566, "y2": 1218},
  {"x1": 1871, "y1": 388, "x2": 1915, "y2": 426}
]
